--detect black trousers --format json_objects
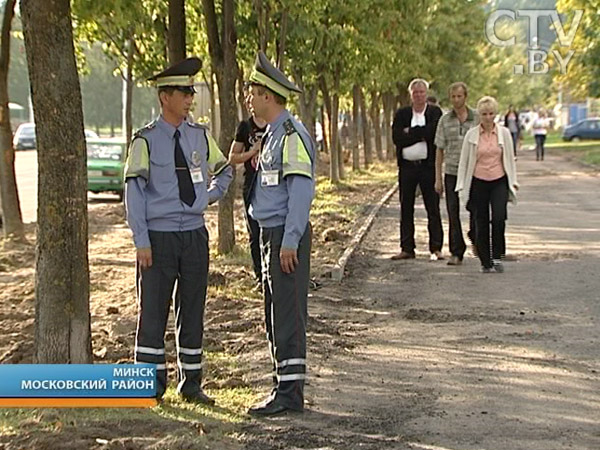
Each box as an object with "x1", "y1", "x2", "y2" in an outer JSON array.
[
  {"x1": 243, "y1": 195, "x2": 262, "y2": 281},
  {"x1": 444, "y1": 174, "x2": 475, "y2": 259},
  {"x1": 510, "y1": 131, "x2": 519, "y2": 156},
  {"x1": 535, "y1": 134, "x2": 546, "y2": 160},
  {"x1": 399, "y1": 163, "x2": 443, "y2": 253},
  {"x1": 135, "y1": 228, "x2": 209, "y2": 398},
  {"x1": 470, "y1": 177, "x2": 508, "y2": 269},
  {"x1": 261, "y1": 224, "x2": 311, "y2": 410}
]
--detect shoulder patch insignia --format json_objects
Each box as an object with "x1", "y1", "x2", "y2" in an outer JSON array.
[
  {"x1": 134, "y1": 120, "x2": 157, "y2": 137},
  {"x1": 283, "y1": 119, "x2": 297, "y2": 136},
  {"x1": 187, "y1": 121, "x2": 207, "y2": 129}
]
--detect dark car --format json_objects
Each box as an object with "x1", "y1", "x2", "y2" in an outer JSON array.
[
  {"x1": 13, "y1": 122, "x2": 36, "y2": 150},
  {"x1": 87, "y1": 139, "x2": 127, "y2": 200},
  {"x1": 13, "y1": 123, "x2": 100, "y2": 150},
  {"x1": 562, "y1": 118, "x2": 600, "y2": 141}
]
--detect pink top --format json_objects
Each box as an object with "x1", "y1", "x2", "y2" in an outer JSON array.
[{"x1": 474, "y1": 125, "x2": 505, "y2": 181}]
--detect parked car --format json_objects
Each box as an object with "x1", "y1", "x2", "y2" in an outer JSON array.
[
  {"x1": 14, "y1": 123, "x2": 101, "y2": 150},
  {"x1": 87, "y1": 139, "x2": 127, "y2": 200},
  {"x1": 563, "y1": 118, "x2": 600, "y2": 141},
  {"x1": 13, "y1": 122, "x2": 36, "y2": 150},
  {"x1": 85, "y1": 129, "x2": 99, "y2": 139}
]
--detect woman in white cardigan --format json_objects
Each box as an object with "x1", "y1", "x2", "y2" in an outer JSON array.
[{"x1": 456, "y1": 96, "x2": 519, "y2": 273}]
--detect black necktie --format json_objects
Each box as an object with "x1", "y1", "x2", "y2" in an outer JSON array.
[{"x1": 174, "y1": 129, "x2": 196, "y2": 207}]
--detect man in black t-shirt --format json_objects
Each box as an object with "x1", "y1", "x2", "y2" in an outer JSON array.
[{"x1": 229, "y1": 113, "x2": 267, "y2": 284}]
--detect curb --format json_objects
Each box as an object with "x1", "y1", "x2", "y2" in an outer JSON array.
[{"x1": 330, "y1": 182, "x2": 399, "y2": 282}]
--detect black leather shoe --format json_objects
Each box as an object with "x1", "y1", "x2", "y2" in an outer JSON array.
[
  {"x1": 391, "y1": 251, "x2": 415, "y2": 260},
  {"x1": 181, "y1": 390, "x2": 215, "y2": 406},
  {"x1": 248, "y1": 399, "x2": 302, "y2": 416}
]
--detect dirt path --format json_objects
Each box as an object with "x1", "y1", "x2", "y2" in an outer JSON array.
[{"x1": 242, "y1": 148, "x2": 600, "y2": 450}]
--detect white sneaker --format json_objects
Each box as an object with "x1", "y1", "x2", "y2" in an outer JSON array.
[{"x1": 492, "y1": 259, "x2": 504, "y2": 273}]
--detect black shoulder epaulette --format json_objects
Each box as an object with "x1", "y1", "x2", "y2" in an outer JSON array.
[
  {"x1": 283, "y1": 119, "x2": 297, "y2": 136},
  {"x1": 187, "y1": 121, "x2": 207, "y2": 130},
  {"x1": 134, "y1": 120, "x2": 157, "y2": 138}
]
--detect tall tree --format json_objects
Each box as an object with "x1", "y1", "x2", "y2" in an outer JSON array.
[
  {"x1": 0, "y1": 0, "x2": 24, "y2": 240},
  {"x1": 350, "y1": 84, "x2": 361, "y2": 171},
  {"x1": 168, "y1": 0, "x2": 186, "y2": 64},
  {"x1": 202, "y1": 0, "x2": 238, "y2": 253},
  {"x1": 359, "y1": 87, "x2": 372, "y2": 167},
  {"x1": 73, "y1": 0, "x2": 166, "y2": 142},
  {"x1": 21, "y1": 0, "x2": 91, "y2": 363},
  {"x1": 555, "y1": 0, "x2": 600, "y2": 100},
  {"x1": 369, "y1": 90, "x2": 383, "y2": 161}
]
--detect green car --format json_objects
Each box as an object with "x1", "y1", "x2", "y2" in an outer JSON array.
[{"x1": 87, "y1": 139, "x2": 127, "y2": 201}]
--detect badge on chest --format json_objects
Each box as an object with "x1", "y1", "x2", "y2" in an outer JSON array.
[
  {"x1": 190, "y1": 167, "x2": 204, "y2": 183},
  {"x1": 261, "y1": 169, "x2": 279, "y2": 187},
  {"x1": 190, "y1": 151, "x2": 204, "y2": 183}
]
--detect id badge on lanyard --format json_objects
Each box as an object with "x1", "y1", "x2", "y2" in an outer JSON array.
[
  {"x1": 259, "y1": 143, "x2": 279, "y2": 187},
  {"x1": 261, "y1": 170, "x2": 279, "y2": 187},
  {"x1": 190, "y1": 151, "x2": 204, "y2": 183},
  {"x1": 190, "y1": 167, "x2": 204, "y2": 183}
]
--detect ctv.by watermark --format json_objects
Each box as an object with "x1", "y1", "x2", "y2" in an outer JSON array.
[{"x1": 485, "y1": 9, "x2": 584, "y2": 75}]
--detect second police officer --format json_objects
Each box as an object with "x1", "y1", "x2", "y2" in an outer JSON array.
[{"x1": 246, "y1": 52, "x2": 316, "y2": 416}]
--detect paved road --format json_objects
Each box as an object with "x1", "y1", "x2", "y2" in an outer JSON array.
[
  {"x1": 244, "y1": 147, "x2": 600, "y2": 450},
  {"x1": 14, "y1": 150, "x2": 37, "y2": 223},
  {"x1": 14, "y1": 149, "x2": 120, "y2": 224}
]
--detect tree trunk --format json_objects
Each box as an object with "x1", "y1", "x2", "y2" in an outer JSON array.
[
  {"x1": 298, "y1": 87, "x2": 316, "y2": 143},
  {"x1": 125, "y1": 38, "x2": 134, "y2": 145},
  {"x1": 21, "y1": 0, "x2": 92, "y2": 364},
  {"x1": 397, "y1": 84, "x2": 410, "y2": 108},
  {"x1": 320, "y1": 106, "x2": 328, "y2": 155},
  {"x1": 276, "y1": 8, "x2": 287, "y2": 70},
  {"x1": 319, "y1": 75, "x2": 338, "y2": 183},
  {"x1": 293, "y1": 69, "x2": 317, "y2": 144},
  {"x1": 370, "y1": 91, "x2": 383, "y2": 161},
  {"x1": 237, "y1": 68, "x2": 247, "y2": 119},
  {"x1": 255, "y1": 0, "x2": 269, "y2": 53},
  {"x1": 333, "y1": 93, "x2": 344, "y2": 180},
  {"x1": 200, "y1": 68, "x2": 217, "y2": 134},
  {"x1": 202, "y1": 0, "x2": 238, "y2": 253},
  {"x1": 358, "y1": 86, "x2": 372, "y2": 167},
  {"x1": 382, "y1": 91, "x2": 395, "y2": 161},
  {"x1": 167, "y1": 0, "x2": 186, "y2": 64},
  {"x1": 351, "y1": 84, "x2": 360, "y2": 171},
  {"x1": 0, "y1": 0, "x2": 24, "y2": 240}
]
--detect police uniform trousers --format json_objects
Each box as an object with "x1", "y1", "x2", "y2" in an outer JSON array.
[
  {"x1": 135, "y1": 227, "x2": 209, "y2": 398},
  {"x1": 261, "y1": 224, "x2": 311, "y2": 410}
]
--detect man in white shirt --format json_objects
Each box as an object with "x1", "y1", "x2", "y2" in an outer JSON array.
[{"x1": 391, "y1": 78, "x2": 444, "y2": 261}]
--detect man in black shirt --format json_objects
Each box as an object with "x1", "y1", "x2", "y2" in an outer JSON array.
[{"x1": 229, "y1": 102, "x2": 267, "y2": 284}]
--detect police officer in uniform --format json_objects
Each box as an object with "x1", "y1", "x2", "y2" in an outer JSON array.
[
  {"x1": 246, "y1": 52, "x2": 316, "y2": 416},
  {"x1": 124, "y1": 57, "x2": 233, "y2": 404}
]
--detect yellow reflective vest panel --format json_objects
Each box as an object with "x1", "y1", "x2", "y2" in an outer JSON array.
[
  {"x1": 205, "y1": 131, "x2": 229, "y2": 176},
  {"x1": 282, "y1": 132, "x2": 313, "y2": 179},
  {"x1": 124, "y1": 137, "x2": 150, "y2": 181}
]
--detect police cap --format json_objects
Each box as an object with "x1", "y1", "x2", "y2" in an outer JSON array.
[
  {"x1": 249, "y1": 52, "x2": 302, "y2": 99},
  {"x1": 148, "y1": 57, "x2": 202, "y2": 94}
]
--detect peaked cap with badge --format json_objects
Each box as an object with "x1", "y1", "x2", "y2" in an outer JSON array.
[
  {"x1": 148, "y1": 57, "x2": 202, "y2": 94},
  {"x1": 249, "y1": 51, "x2": 302, "y2": 99}
]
